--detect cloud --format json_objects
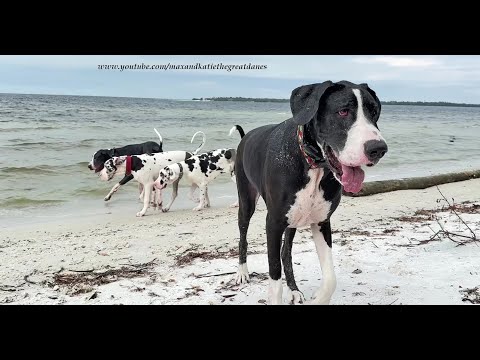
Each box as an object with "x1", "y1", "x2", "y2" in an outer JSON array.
[{"x1": 352, "y1": 56, "x2": 440, "y2": 68}]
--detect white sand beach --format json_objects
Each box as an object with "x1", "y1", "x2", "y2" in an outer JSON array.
[{"x1": 1, "y1": 179, "x2": 479, "y2": 305}]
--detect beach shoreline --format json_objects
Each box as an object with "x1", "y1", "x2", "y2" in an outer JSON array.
[{"x1": 1, "y1": 178, "x2": 479, "y2": 305}]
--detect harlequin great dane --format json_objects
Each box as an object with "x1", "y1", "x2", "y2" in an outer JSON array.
[
  {"x1": 101, "y1": 131, "x2": 205, "y2": 202},
  {"x1": 153, "y1": 148, "x2": 237, "y2": 212},
  {"x1": 234, "y1": 81, "x2": 388, "y2": 305}
]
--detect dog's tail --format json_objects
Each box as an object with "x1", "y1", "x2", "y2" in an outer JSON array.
[
  {"x1": 153, "y1": 128, "x2": 163, "y2": 145},
  {"x1": 229, "y1": 125, "x2": 245, "y2": 138},
  {"x1": 190, "y1": 131, "x2": 206, "y2": 155}
]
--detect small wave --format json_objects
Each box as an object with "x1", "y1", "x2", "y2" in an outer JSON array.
[
  {"x1": 0, "y1": 197, "x2": 65, "y2": 209},
  {"x1": 73, "y1": 188, "x2": 111, "y2": 197},
  {"x1": 0, "y1": 128, "x2": 29, "y2": 132},
  {"x1": 6, "y1": 141, "x2": 47, "y2": 146},
  {"x1": 0, "y1": 166, "x2": 59, "y2": 176}
]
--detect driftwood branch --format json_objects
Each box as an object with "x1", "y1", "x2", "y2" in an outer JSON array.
[
  {"x1": 194, "y1": 272, "x2": 236, "y2": 279},
  {"x1": 435, "y1": 186, "x2": 477, "y2": 241}
]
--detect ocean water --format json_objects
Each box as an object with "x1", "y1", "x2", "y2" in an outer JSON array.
[{"x1": 1, "y1": 93, "x2": 480, "y2": 227}]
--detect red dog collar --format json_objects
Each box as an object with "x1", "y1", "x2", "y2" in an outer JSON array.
[
  {"x1": 297, "y1": 125, "x2": 320, "y2": 169},
  {"x1": 125, "y1": 156, "x2": 132, "y2": 176}
]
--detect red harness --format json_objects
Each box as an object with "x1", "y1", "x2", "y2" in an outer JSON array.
[{"x1": 125, "y1": 155, "x2": 132, "y2": 176}]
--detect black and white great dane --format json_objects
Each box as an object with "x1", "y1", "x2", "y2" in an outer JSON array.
[
  {"x1": 234, "y1": 81, "x2": 388, "y2": 305},
  {"x1": 153, "y1": 148, "x2": 237, "y2": 212}
]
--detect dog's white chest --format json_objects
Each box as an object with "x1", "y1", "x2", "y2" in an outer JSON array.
[{"x1": 286, "y1": 168, "x2": 331, "y2": 228}]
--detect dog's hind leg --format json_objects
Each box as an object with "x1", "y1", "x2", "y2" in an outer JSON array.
[
  {"x1": 138, "y1": 183, "x2": 144, "y2": 202},
  {"x1": 162, "y1": 179, "x2": 179, "y2": 213},
  {"x1": 205, "y1": 185, "x2": 211, "y2": 208},
  {"x1": 235, "y1": 166, "x2": 258, "y2": 285},
  {"x1": 282, "y1": 228, "x2": 305, "y2": 304},
  {"x1": 136, "y1": 183, "x2": 152, "y2": 217},
  {"x1": 104, "y1": 174, "x2": 134, "y2": 201},
  {"x1": 308, "y1": 221, "x2": 336, "y2": 305},
  {"x1": 193, "y1": 184, "x2": 208, "y2": 211}
]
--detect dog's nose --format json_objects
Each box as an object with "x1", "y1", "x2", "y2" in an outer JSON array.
[
  {"x1": 88, "y1": 164, "x2": 93, "y2": 170},
  {"x1": 364, "y1": 140, "x2": 388, "y2": 162}
]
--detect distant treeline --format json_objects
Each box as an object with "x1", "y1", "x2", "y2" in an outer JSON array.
[{"x1": 193, "y1": 97, "x2": 480, "y2": 107}]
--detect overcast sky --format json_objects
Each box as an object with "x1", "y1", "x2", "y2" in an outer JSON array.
[{"x1": 0, "y1": 55, "x2": 479, "y2": 102}]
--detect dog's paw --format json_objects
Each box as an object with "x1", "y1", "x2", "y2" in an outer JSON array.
[
  {"x1": 104, "y1": 196, "x2": 111, "y2": 201},
  {"x1": 287, "y1": 289, "x2": 305, "y2": 305},
  {"x1": 192, "y1": 206, "x2": 203, "y2": 211},
  {"x1": 162, "y1": 207, "x2": 170, "y2": 213},
  {"x1": 136, "y1": 211, "x2": 145, "y2": 217},
  {"x1": 235, "y1": 263, "x2": 250, "y2": 284},
  {"x1": 305, "y1": 289, "x2": 332, "y2": 305}
]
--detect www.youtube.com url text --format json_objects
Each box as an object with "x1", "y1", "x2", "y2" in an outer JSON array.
[{"x1": 98, "y1": 62, "x2": 268, "y2": 72}]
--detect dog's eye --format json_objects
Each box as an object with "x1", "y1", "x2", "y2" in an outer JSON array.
[{"x1": 338, "y1": 109, "x2": 349, "y2": 117}]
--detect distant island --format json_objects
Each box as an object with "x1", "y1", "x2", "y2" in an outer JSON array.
[{"x1": 192, "y1": 97, "x2": 480, "y2": 107}]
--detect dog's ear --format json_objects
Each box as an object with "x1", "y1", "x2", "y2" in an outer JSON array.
[
  {"x1": 224, "y1": 148, "x2": 236, "y2": 160},
  {"x1": 290, "y1": 81, "x2": 334, "y2": 125},
  {"x1": 359, "y1": 83, "x2": 381, "y2": 112},
  {"x1": 114, "y1": 157, "x2": 125, "y2": 165}
]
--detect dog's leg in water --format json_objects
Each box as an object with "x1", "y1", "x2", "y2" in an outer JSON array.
[
  {"x1": 137, "y1": 183, "x2": 153, "y2": 217},
  {"x1": 193, "y1": 184, "x2": 208, "y2": 211},
  {"x1": 282, "y1": 228, "x2": 305, "y2": 304},
  {"x1": 188, "y1": 184, "x2": 199, "y2": 203},
  {"x1": 266, "y1": 213, "x2": 287, "y2": 305},
  {"x1": 162, "y1": 179, "x2": 179, "y2": 213},
  {"x1": 308, "y1": 222, "x2": 336, "y2": 305},
  {"x1": 104, "y1": 174, "x2": 134, "y2": 201}
]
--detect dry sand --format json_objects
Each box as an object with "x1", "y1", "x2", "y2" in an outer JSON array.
[{"x1": 1, "y1": 179, "x2": 479, "y2": 305}]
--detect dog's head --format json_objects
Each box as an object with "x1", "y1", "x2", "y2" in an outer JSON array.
[
  {"x1": 88, "y1": 149, "x2": 115, "y2": 173},
  {"x1": 290, "y1": 81, "x2": 388, "y2": 193},
  {"x1": 98, "y1": 156, "x2": 125, "y2": 181},
  {"x1": 154, "y1": 164, "x2": 182, "y2": 190}
]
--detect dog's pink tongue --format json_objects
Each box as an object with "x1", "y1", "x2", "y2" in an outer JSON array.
[{"x1": 341, "y1": 165, "x2": 365, "y2": 193}]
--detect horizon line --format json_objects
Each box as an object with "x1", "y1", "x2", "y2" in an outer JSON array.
[{"x1": 0, "y1": 91, "x2": 479, "y2": 106}]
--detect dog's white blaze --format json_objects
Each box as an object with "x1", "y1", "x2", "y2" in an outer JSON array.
[
  {"x1": 286, "y1": 168, "x2": 331, "y2": 228},
  {"x1": 337, "y1": 89, "x2": 384, "y2": 166},
  {"x1": 310, "y1": 224, "x2": 336, "y2": 305},
  {"x1": 268, "y1": 277, "x2": 283, "y2": 305}
]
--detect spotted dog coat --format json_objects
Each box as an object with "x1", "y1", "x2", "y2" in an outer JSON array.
[
  {"x1": 101, "y1": 131, "x2": 206, "y2": 203},
  {"x1": 154, "y1": 148, "x2": 236, "y2": 212},
  {"x1": 99, "y1": 151, "x2": 195, "y2": 217}
]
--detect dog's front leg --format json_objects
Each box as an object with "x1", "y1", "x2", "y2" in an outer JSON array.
[
  {"x1": 154, "y1": 186, "x2": 163, "y2": 211},
  {"x1": 136, "y1": 183, "x2": 152, "y2": 217},
  {"x1": 104, "y1": 174, "x2": 133, "y2": 201},
  {"x1": 193, "y1": 184, "x2": 208, "y2": 211},
  {"x1": 162, "y1": 179, "x2": 179, "y2": 213},
  {"x1": 138, "y1": 183, "x2": 144, "y2": 202},
  {"x1": 104, "y1": 183, "x2": 121, "y2": 201},
  {"x1": 266, "y1": 213, "x2": 286, "y2": 305},
  {"x1": 307, "y1": 222, "x2": 336, "y2": 305}
]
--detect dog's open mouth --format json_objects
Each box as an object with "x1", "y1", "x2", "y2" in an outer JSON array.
[{"x1": 325, "y1": 145, "x2": 365, "y2": 194}]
